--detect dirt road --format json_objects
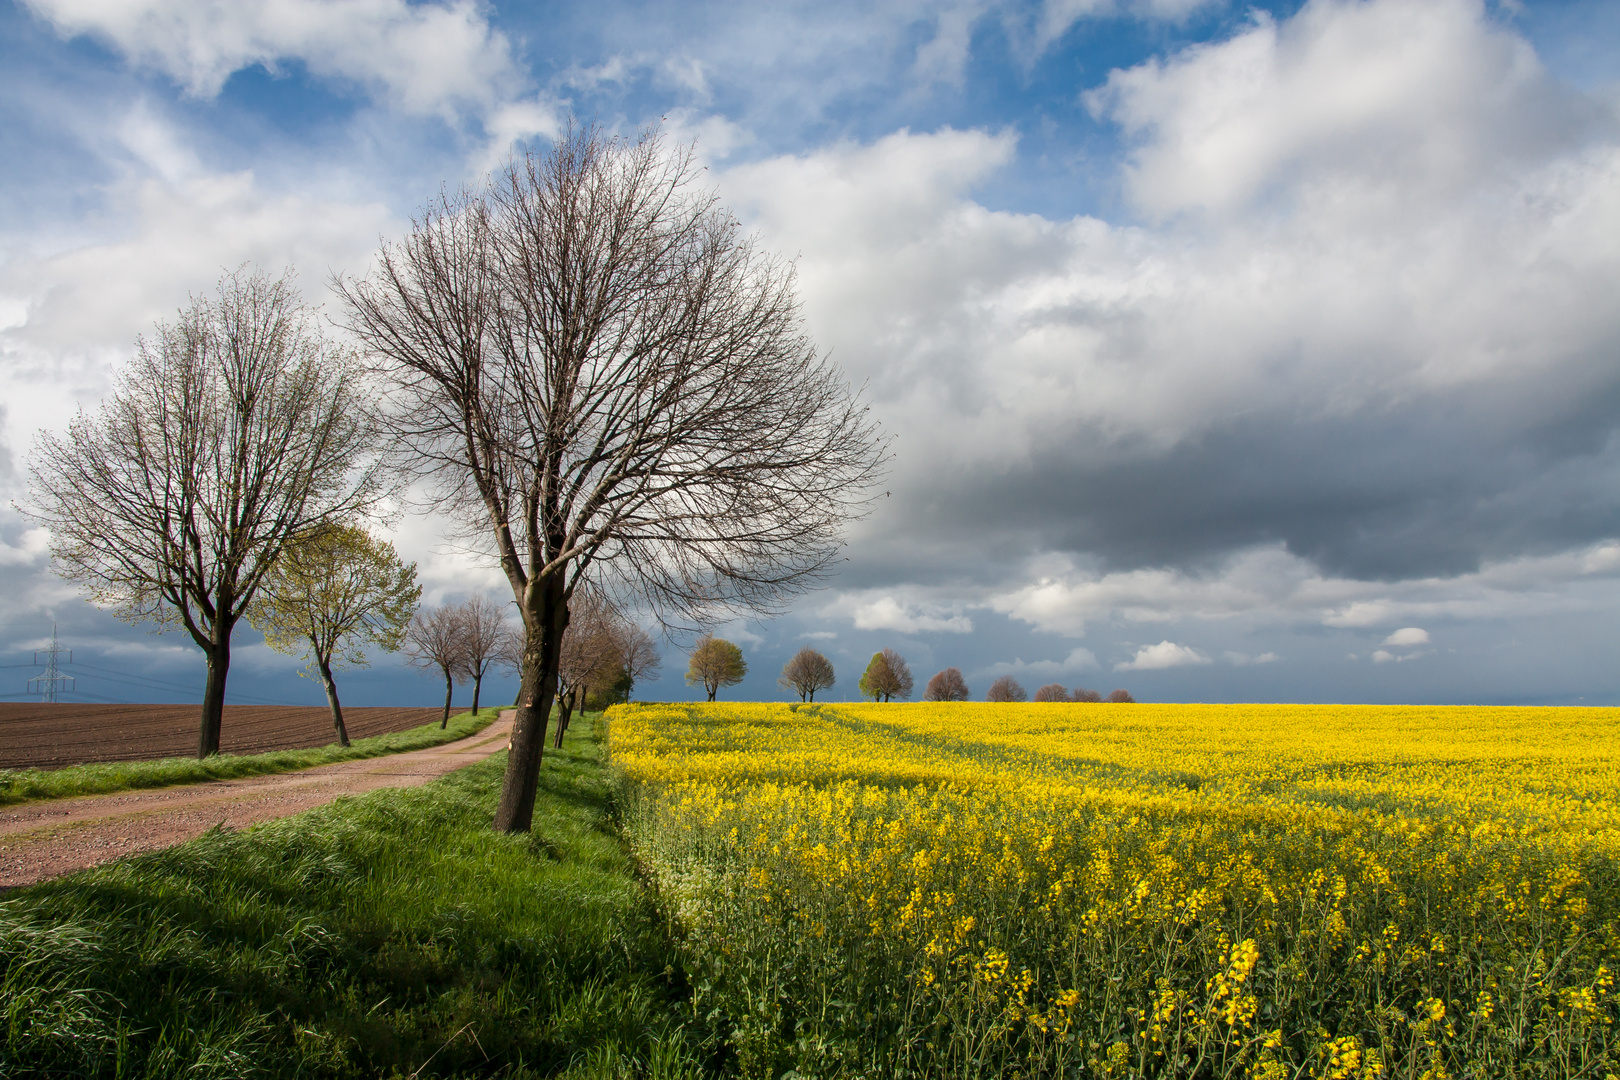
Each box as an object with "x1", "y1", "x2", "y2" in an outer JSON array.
[{"x1": 0, "y1": 710, "x2": 514, "y2": 889}]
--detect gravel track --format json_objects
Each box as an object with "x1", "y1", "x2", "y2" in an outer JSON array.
[{"x1": 0, "y1": 710, "x2": 515, "y2": 889}]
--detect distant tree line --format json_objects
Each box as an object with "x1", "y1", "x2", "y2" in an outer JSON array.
[{"x1": 684, "y1": 637, "x2": 1138, "y2": 704}]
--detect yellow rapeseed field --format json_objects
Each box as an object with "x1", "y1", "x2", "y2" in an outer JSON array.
[{"x1": 610, "y1": 702, "x2": 1620, "y2": 1079}]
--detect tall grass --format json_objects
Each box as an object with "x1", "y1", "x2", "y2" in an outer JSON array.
[
  {"x1": 0, "y1": 708, "x2": 500, "y2": 807},
  {"x1": 0, "y1": 714, "x2": 704, "y2": 1079}
]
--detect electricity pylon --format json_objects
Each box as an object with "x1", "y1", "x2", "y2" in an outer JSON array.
[{"x1": 28, "y1": 623, "x2": 74, "y2": 703}]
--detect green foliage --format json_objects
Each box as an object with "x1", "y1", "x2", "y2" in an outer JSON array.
[
  {"x1": 250, "y1": 521, "x2": 420, "y2": 674},
  {"x1": 684, "y1": 634, "x2": 746, "y2": 701},
  {"x1": 857, "y1": 651, "x2": 885, "y2": 701},
  {"x1": 0, "y1": 715, "x2": 705, "y2": 1078},
  {"x1": 0, "y1": 710, "x2": 496, "y2": 807}
]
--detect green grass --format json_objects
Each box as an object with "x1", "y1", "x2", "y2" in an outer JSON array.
[
  {"x1": 0, "y1": 709, "x2": 501, "y2": 807},
  {"x1": 0, "y1": 712, "x2": 705, "y2": 1078}
]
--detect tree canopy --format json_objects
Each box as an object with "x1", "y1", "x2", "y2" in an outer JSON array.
[
  {"x1": 250, "y1": 522, "x2": 419, "y2": 746},
  {"x1": 779, "y1": 647, "x2": 835, "y2": 702},
  {"x1": 859, "y1": 649, "x2": 913, "y2": 702},
  {"x1": 687, "y1": 634, "x2": 747, "y2": 702}
]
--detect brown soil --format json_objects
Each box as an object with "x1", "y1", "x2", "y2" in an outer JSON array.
[
  {"x1": 0, "y1": 710, "x2": 515, "y2": 889},
  {"x1": 0, "y1": 704, "x2": 450, "y2": 770}
]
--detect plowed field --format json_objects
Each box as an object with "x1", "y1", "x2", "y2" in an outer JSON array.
[{"x1": 0, "y1": 704, "x2": 446, "y2": 770}]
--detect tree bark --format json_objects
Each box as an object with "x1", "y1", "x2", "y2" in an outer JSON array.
[
  {"x1": 472, "y1": 669, "x2": 483, "y2": 715},
  {"x1": 494, "y1": 571, "x2": 567, "y2": 833},
  {"x1": 316, "y1": 654, "x2": 350, "y2": 747},
  {"x1": 197, "y1": 635, "x2": 229, "y2": 758},
  {"x1": 441, "y1": 669, "x2": 453, "y2": 728}
]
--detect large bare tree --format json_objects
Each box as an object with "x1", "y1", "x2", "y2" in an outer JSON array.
[
  {"x1": 27, "y1": 268, "x2": 382, "y2": 757},
  {"x1": 779, "y1": 646, "x2": 835, "y2": 702},
  {"x1": 457, "y1": 594, "x2": 508, "y2": 714},
  {"x1": 404, "y1": 602, "x2": 470, "y2": 727},
  {"x1": 339, "y1": 122, "x2": 886, "y2": 832}
]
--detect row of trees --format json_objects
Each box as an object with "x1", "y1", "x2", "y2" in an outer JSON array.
[
  {"x1": 28, "y1": 120, "x2": 887, "y2": 833},
  {"x1": 686, "y1": 638, "x2": 1138, "y2": 705}
]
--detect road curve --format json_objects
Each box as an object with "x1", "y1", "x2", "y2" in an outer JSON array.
[{"x1": 0, "y1": 710, "x2": 514, "y2": 889}]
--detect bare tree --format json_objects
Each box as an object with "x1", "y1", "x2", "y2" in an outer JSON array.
[
  {"x1": 250, "y1": 522, "x2": 420, "y2": 746},
  {"x1": 1072, "y1": 687, "x2": 1103, "y2": 703},
  {"x1": 26, "y1": 268, "x2": 382, "y2": 757},
  {"x1": 404, "y1": 603, "x2": 470, "y2": 727},
  {"x1": 923, "y1": 667, "x2": 970, "y2": 702},
  {"x1": 614, "y1": 622, "x2": 662, "y2": 702},
  {"x1": 986, "y1": 675, "x2": 1027, "y2": 703},
  {"x1": 687, "y1": 634, "x2": 747, "y2": 702},
  {"x1": 457, "y1": 594, "x2": 508, "y2": 715},
  {"x1": 1033, "y1": 683, "x2": 1071, "y2": 703},
  {"x1": 339, "y1": 122, "x2": 886, "y2": 832},
  {"x1": 779, "y1": 647, "x2": 835, "y2": 702},
  {"x1": 554, "y1": 588, "x2": 621, "y2": 744},
  {"x1": 1107, "y1": 689, "x2": 1137, "y2": 703}
]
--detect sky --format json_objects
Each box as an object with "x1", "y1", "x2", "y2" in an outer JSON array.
[{"x1": 2, "y1": 0, "x2": 1619, "y2": 711}]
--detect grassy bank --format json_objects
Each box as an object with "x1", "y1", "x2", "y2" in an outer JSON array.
[
  {"x1": 0, "y1": 713, "x2": 702, "y2": 1078},
  {"x1": 0, "y1": 708, "x2": 501, "y2": 807}
]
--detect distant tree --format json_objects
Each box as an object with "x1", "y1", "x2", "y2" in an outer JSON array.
[
  {"x1": 687, "y1": 634, "x2": 747, "y2": 702},
  {"x1": 1107, "y1": 689, "x2": 1137, "y2": 703},
  {"x1": 779, "y1": 647, "x2": 836, "y2": 702},
  {"x1": 1033, "y1": 683, "x2": 1071, "y2": 703},
  {"x1": 250, "y1": 522, "x2": 420, "y2": 747},
  {"x1": 456, "y1": 595, "x2": 509, "y2": 716},
  {"x1": 1072, "y1": 687, "x2": 1103, "y2": 703},
  {"x1": 554, "y1": 589, "x2": 621, "y2": 744},
  {"x1": 923, "y1": 667, "x2": 971, "y2": 702},
  {"x1": 26, "y1": 267, "x2": 383, "y2": 758},
  {"x1": 612, "y1": 623, "x2": 662, "y2": 704},
  {"x1": 986, "y1": 675, "x2": 1028, "y2": 703},
  {"x1": 859, "y1": 649, "x2": 913, "y2": 702},
  {"x1": 404, "y1": 604, "x2": 470, "y2": 727}
]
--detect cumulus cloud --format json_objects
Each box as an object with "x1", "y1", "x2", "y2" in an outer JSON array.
[
  {"x1": 844, "y1": 595, "x2": 975, "y2": 635},
  {"x1": 717, "y1": 0, "x2": 1620, "y2": 603},
  {"x1": 1085, "y1": 0, "x2": 1592, "y2": 218},
  {"x1": 1115, "y1": 640, "x2": 1211, "y2": 671},
  {"x1": 20, "y1": 0, "x2": 517, "y2": 115},
  {"x1": 1382, "y1": 627, "x2": 1431, "y2": 646}
]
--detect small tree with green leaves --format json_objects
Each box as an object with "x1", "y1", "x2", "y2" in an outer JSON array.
[
  {"x1": 250, "y1": 522, "x2": 419, "y2": 746},
  {"x1": 687, "y1": 634, "x2": 746, "y2": 702},
  {"x1": 859, "y1": 648, "x2": 913, "y2": 702}
]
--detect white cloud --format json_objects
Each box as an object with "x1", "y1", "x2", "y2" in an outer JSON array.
[
  {"x1": 1225, "y1": 650, "x2": 1279, "y2": 666},
  {"x1": 21, "y1": 0, "x2": 516, "y2": 115},
  {"x1": 1116, "y1": 640, "x2": 1211, "y2": 671},
  {"x1": 1085, "y1": 0, "x2": 1582, "y2": 218},
  {"x1": 1371, "y1": 648, "x2": 1424, "y2": 664},
  {"x1": 1382, "y1": 626, "x2": 1431, "y2": 646},
  {"x1": 845, "y1": 595, "x2": 975, "y2": 634},
  {"x1": 801, "y1": 630, "x2": 838, "y2": 641}
]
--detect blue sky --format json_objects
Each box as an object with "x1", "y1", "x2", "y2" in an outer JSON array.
[{"x1": 3, "y1": 0, "x2": 1620, "y2": 712}]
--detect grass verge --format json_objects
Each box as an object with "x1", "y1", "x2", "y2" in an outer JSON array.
[
  {"x1": 0, "y1": 709, "x2": 501, "y2": 807},
  {"x1": 0, "y1": 712, "x2": 701, "y2": 1079}
]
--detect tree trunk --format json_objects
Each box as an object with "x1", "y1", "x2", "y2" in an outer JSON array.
[
  {"x1": 706, "y1": 682, "x2": 717, "y2": 702},
  {"x1": 494, "y1": 571, "x2": 568, "y2": 833},
  {"x1": 317, "y1": 654, "x2": 350, "y2": 748},
  {"x1": 441, "y1": 669, "x2": 453, "y2": 728},
  {"x1": 554, "y1": 688, "x2": 571, "y2": 750},
  {"x1": 472, "y1": 667, "x2": 483, "y2": 715},
  {"x1": 197, "y1": 627, "x2": 231, "y2": 758}
]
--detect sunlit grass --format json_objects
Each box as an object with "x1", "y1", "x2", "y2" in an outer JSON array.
[
  {"x1": 0, "y1": 713, "x2": 704, "y2": 1078},
  {"x1": 0, "y1": 708, "x2": 500, "y2": 807}
]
